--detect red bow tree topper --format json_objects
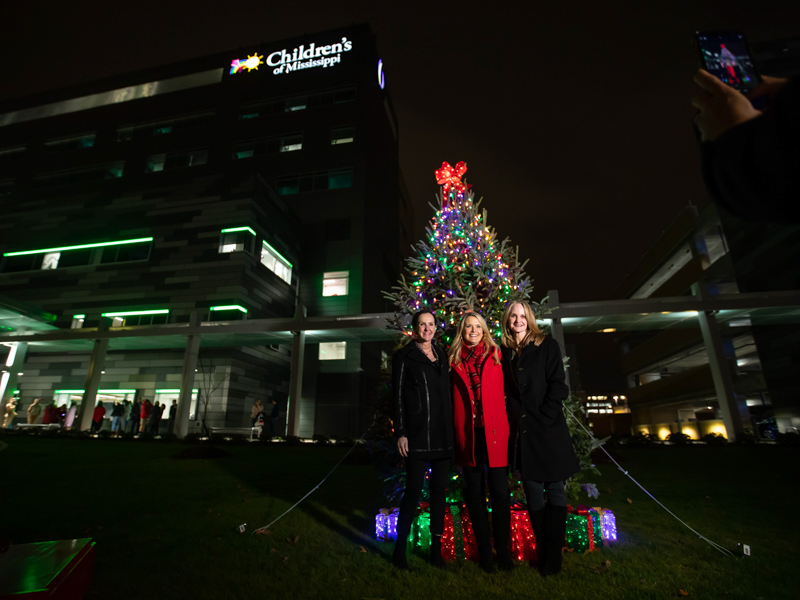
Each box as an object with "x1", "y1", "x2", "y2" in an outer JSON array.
[{"x1": 435, "y1": 161, "x2": 470, "y2": 195}]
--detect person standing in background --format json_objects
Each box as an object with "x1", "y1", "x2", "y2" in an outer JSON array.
[
  {"x1": 149, "y1": 401, "x2": 163, "y2": 434},
  {"x1": 129, "y1": 398, "x2": 140, "y2": 434},
  {"x1": 122, "y1": 400, "x2": 132, "y2": 432},
  {"x1": 64, "y1": 402, "x2": 78, "y2": 429},
  {"x1": 91, "y1": 401, "x2": 106, "y2": 434},
  {"x1": 110, "y1": 400, "x2": 124, "y2": 436},
  {"x1": 27, "y1": 398, "x2": 42, "y2": 424},
  {"x1": 270, "y1": 400, "x2": 280, "y2": 437},
  {"x1": 139, "y1": 399, "x2": 152, "y2": 434},
  {"x1": 168, "y1": 400, "x2": 177, "y2": 434},
  {"x1": 3, "y1": 400, "x2": 17, "y2": 429}
]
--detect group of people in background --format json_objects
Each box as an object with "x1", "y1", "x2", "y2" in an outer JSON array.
[
  {"x1": 4, "y1": 395, "x2": 178, "y2": 436},
  {"x1": 251, "y1": 398, "x2": 281, "y2": 437},
  {"x1": 392, "y1": 302, "x2": 578, "y2": 576}
]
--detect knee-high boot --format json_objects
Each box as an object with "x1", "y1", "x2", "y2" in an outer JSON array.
[
  {"x1": 528, "y1": 506, "x2": 546, "y2": 567},
  {"x1": 492, "y1": 502, "x2": 513, "y2": 570},
  {"x1": 540, "y1": 504, "x2": 568, "y2": 576}
]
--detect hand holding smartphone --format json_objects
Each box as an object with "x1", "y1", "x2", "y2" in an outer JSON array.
[{"x1": 694, "y1": 31, "x2": 761, "y2": 93}]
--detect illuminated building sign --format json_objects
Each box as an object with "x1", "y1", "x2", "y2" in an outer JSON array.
[
  {"x1": 230, "y1": 54, "x2": 264, "y2": 75},
  {"x1": 230, "y1": 37, "x2": 353, "y2": 77}
]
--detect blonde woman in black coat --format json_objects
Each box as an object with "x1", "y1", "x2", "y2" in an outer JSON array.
[
  {"x1": 392, "y1": 310, "x2": 453, "y2": 569},
  {"x1": 500, "y1": 301, "x2": 579, "y2": 576}
]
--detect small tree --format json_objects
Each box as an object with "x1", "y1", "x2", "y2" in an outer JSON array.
[{"x1": 195, "y1": 351, "x2": 231, "y2": 438}]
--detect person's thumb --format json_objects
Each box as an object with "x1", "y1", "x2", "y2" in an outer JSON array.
[{"x1": 693, "y1": 69, "x2": 728, "y2": 94}]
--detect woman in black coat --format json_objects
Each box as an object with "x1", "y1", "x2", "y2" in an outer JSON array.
[
  {"x1": 500, "y1": 301, "x2": 579, "y2": 576},
  {"x1": 392, "y1": 310, "x2": 453, "y2": 569}
]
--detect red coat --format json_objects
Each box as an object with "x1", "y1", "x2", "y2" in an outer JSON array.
[
  {"x1": 451, "y1": 348, "x2": 509, "y2": 468},
  {"x1": 141, "y1": 403, "x2": 152, "y2": 418},
  {"x1": 93, "y1": 405, "x2": 106, "y2": 423}
]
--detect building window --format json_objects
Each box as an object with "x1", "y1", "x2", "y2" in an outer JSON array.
[
  {"x1": 219, "y1": 228, "x2": 255, "y2": 254},
  {"x1": 116, "y1": 112, "x2": 214, "y2": 141},
  {"x1": 209, "y1": 305, "x2": 248, "y2": 321},
  {"x1": 102, "y1": 310, "x2": 169, "y2": 326},
  {"x1": 323, "y1": 271, "x2": 349, "y2": 296},
  {"x1": 2, "y1": 237, "x2": 153, "y2": 273},
  {"x1": 32, "y1": 162, "x2": 124, "y2": 188},
  {"x1": 237, "y1": 86, "x2": 356, "y2": 120},
  {"x1": 319, "y1": 342, "x2": 346, "y2": 361},
  {"x1": 276, "y1": 168, "x2": 353, "y2": 195},
  {"x1": 231, "y1": 134, "x2": 302, "y2": 159},
  {"x1": 146, "y1": 149, "x2": 207, "y2": 172},
  {"x1": 331, "y1": 126, "x2": 354, "y2": 145},
  {"x1": 261, "y1": 241, "x2": 292, "y2": 284},
  {"x1": 0, "y1": 146, "x2": 26, "y2": 161},
  {"x1": 71, "y1": 315, "x2": 85, "y2": 329},
  {"x1": 43, "y1": 133, "x2": 96, "y2": 152}
]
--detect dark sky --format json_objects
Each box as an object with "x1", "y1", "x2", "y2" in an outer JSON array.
[{"x1": 2, "y1": 1, "x2": 798, "y2": 303}]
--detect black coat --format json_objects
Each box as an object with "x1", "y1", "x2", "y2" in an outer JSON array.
[
  {"x1": 501, "y1": 336, "x2": 579, "y2": 482},
  {"x1": 392, "y1": 342, "x2": 453, "y2": 460}
]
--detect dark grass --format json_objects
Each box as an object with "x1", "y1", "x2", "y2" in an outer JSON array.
[{"x1": 1, "y1": 436, "x2": 798, "y2": 599}]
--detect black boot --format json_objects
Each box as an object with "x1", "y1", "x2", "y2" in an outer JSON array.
[
  {"x1": 392, "y1": 538, "x2": 409, "y2": 570},
  {"x1": 493, "y1": 504, "x2": 514, "y2": 571},
  {"x1": 540, "y1": 504, "x2": 568, "y2": 577},
  {"x1": 528, "y1": 507, "x2": 546, "y2": 568},
  {"x1": 430, "y1": 534, "x2": 446, "y2": 569}
]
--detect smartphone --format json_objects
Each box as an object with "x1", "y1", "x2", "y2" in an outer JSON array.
[{"x1": 694, "y1": 31, "x2": 761, "y2": 93}]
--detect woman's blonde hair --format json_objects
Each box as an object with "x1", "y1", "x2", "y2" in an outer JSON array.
[
  {"x1": 501, "y1": 301, "x2": 545, "y2": 351},
  {"x1": 448, "y1": 312, "x2": 501, "y2": 366}
]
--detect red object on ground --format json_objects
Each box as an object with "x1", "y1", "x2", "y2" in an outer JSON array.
[{"x1": 0, "y1": 538, "x2": 95, "y2": 599}]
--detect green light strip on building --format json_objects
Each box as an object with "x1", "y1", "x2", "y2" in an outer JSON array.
[
  {"x1": 73, "y1": 314, "x2": 86, "y2": 319},
  {"x1": 102, "y1": 309, "x2": 170, "y2": 317},
  {"x1": 221, "y1": 227, "x2": 256, "y2": 236},
  {"x1": 210, "y1": 305, "x2": 248, "y2": 313},
  {"x1": 155, "y1": 389, "x2": 199, "y2": 393},
  {"x1": 54, "y1": 389, "x2": 138, "y2": 394},
  {"x1": 262, "y1": 241, "x2": 293, "y2": 268},
  {"x1": 3, "y1": 237, "x2": 154, "y2": 257}
]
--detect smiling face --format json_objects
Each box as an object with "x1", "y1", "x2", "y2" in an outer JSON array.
[
  {"x1": 415, "y1": 312, "x2": 436, "y2": 343},
  {"x1": 463, "y1": 316, "x2": 484, "y2": 347},
  {"x1": 508, "y1": 303, "x2": 528, "y2": 337}
]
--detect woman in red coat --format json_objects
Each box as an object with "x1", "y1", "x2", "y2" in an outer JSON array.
[{"x1": 449, "y1": 312, "x2": 513, "y2": 572}]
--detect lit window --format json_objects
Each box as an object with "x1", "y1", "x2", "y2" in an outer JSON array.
[
  {"x1": 219, "y1": 228, "x2": 255, "y2": 254},
  {"x1": 319, "y1": 342, "x2": 346, "y2": 360},
  {"x1": 231, "y1": 134, "x2": 302, "y2": 160},
  {"x1": 323, "y1": 271, "x2": 348, "y2": 296},
  {"x1": 328, "y1": 168, "x2": 352, "y2": 189},
  {"x1": 331, "y1": 126, "x2": 354, "y2": 145},
  {"x1": 41, "y1": 253, "x2": 60, "y2": 270},
  {"x1": 145, "y1": 149, "x2": 207, "y2": 172},
  {"x1": 261, "y1": 241, "x2": 292, "y2": 284}
]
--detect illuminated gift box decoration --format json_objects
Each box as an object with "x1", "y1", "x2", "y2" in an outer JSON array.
[
  {"x1": 510, "y1": 504, "x2": 537, "y2": 562},
  {"x1": 565, "y1": 505, "x2": 604, "y2": 553},
  {"x1": 594, "y1": 507, "x2": 617, "y2": 542},
  {"x1": 374, "y1": 508, "x2": 398, "y2": 542}
]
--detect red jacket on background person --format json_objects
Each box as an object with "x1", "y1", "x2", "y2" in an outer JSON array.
[
  {"x1": 141, "y1": 401, "x2": 152, "y2": 419},
  {"x1": 93, "y1": 404, "x2": 106, "y2": 423},
  {"x1": 451, "y1": 347, "x2": 509, "y2": 468},
  {"x1": 42, "y1": 404, "x2": 57, "y2": 424}
]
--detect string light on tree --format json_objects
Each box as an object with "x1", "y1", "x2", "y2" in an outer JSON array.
[{"x1": 384, "y1": 160, "x2": 551, "y2": 344}]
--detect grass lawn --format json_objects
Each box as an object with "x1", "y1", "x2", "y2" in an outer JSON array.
[{"x1": 1, "y1": 435, "x2": 798, "y2": 600}]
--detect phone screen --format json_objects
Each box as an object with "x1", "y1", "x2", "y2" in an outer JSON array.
[{"x1": 696, "y1": 32, "x2": 759, "y2": 92}]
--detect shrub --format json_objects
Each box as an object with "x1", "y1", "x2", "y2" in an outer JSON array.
[
  {"x1": 312, "y1": 434, "x2": 330, "y2": 445},
  {"x1": 667, "y1": 432, "x2": 691, "y2": 445},
  {"x1": 622, "y1": 432, "x2": 656, "y2": 447},
  {"x1": 284, "y1": 435, "x2": 303, "y2": 446},
  {"x1": 734, "y1": 431, "x2": 757, "y2": 445},
  {"x1": 701, "y1": 432, "x2": 728, "y2": 446}
]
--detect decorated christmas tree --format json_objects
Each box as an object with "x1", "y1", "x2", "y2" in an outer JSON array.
[
  {"x1": 372, "y1": 160, "x2": 601, "y2": 512},
  {"x1": 384, "y1": 161, "x2": 550, "y2": 342}
]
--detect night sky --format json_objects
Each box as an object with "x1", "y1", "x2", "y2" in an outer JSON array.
[{"x1": 2, "y1": 1, "x2": 798, "y2": 305}]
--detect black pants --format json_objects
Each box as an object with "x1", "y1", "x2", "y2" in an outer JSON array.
[
  {"x1": 396, "y1": 457, "x2": 450, "y2": 541},
  {"x1": 129, "y1": 417, "x2": 139, "y2": 433},
  {"x1": 462, "y1": 428, "x2": 510, "y2": 558},
  {"x1": 523, "y1": 480, "x2": 567, "y2": 510}
]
